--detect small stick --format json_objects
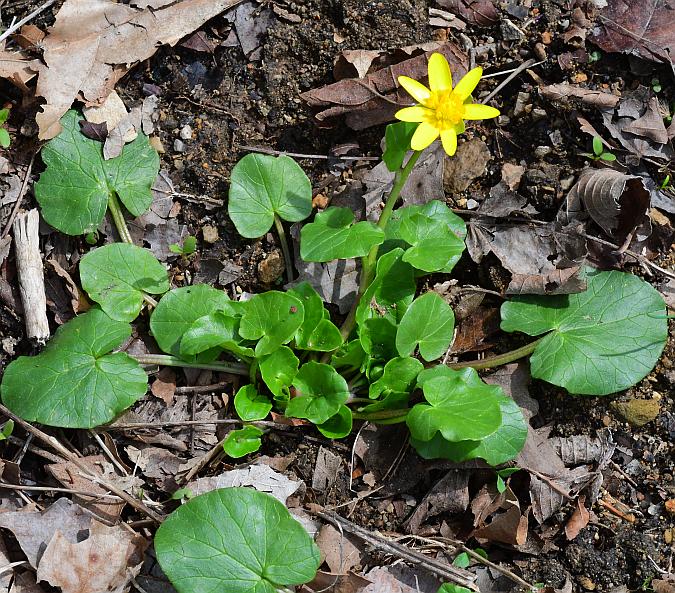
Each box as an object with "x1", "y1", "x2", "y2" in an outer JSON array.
[
  {"x1": 0, "y1": 481, "x2": 122, "y2": 500},
  {"x1": 237, "y1": 145, "x2": 380, "y2": 162},
  {"x1": 0, "y1": 154, "x2": 34, "y2": 240},
  {"x1": 175, "y1": 382, "x2": 231, "y2": 394},
  {"x1": 480, "y1": 59, "x2": 537, "y2": 105},
  {"x1": 178, "y1": 434, "x2": 227, "y2": 485},
  {"x1": 0, "y1": 0, "x2": 58, "y2": 43},
  {"x1": 13, "y1": 209, "x2": 50, "y2": 343}
]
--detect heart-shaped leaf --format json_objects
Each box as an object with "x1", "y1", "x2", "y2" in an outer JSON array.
[
  {"x1": 80, "y1": 243, "x2": 169, "y2": 322},
  {"x1": 239, "y1": 291, "x2": 305, "y2": 357},
  {"x1": 223, "y1": 426, "x2": 264, "y2": 458},
  {"x1": 34, "y1": 111, "x2": 159, "y2": 235},
  {"x1": 300, "y1": 207, "x2": 385, "y2": 262},
  {"x1": 368, "y1": 356, "x2": 423, "y2": 399},
  {"x1": 155, "y1": 487, "x2": 321, "y2": 593},
  {"x1": 360, "y1": 317, "x2": 398, "y2": 364},
  {"x1": 288, "y1": 282, "x2": 343, "y2": 351},
  {"x1": 234, "y1": 385, "x2": 272, "y2": 421},
  {"x1": 259, "y1": 346, "x2": 299, "y2": 401},
  {"x1": 317, "y1": 405, "x2": 353, "y2": 439},
  {"x1": 150, "y1": 286, "x2": 235, "y2": 357},
  {"x1": 407, "y1": 370, "x2": 502, "y2": 443},
  {"x1": 228, "y1": 153, "x2": 312, "y2": 238},
  {"x1": 331, "y1": 340, "x2": 366, "y2": 371},
  {"x1": 285, "y1": 362, "x2": 349, "y2": 424},
  {"x1": 396, "y1": 292, "x2": 455, "y2": 361},
  {"x1": 501, "y1": 268, "x2": 668, "y2": 395},
  {"x1": 1, "y1": 309, "x2": 147, "y2": 428},
  {"x1": 383, "y1": 122, "x2": 418, "y2": 172},
  {"x1": 180, "y1": 312, "x2": 254, "y2": 360}
]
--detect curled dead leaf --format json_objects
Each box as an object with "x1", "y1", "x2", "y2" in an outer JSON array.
[
  {"x1": 436, "y1": 0, "x2": 498, "y2": 26},
  {"x1": 565, "y1": 495, "x2": 590, "y2": 540},
  {"x1": 540, "y1": 83, "x2": 620, "y2": 110}
]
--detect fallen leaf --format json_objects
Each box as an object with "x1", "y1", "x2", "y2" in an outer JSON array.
[
  {"x1": 443, "y1": 139, "x2": 492, "y2": 193},
  {"x1": 150, "y1": 367, "x2": 176, "y2": 405},
  {"x1": 540, "y1": 83, "x2": 620, "y2": 110},
  {"x1": 304, "y1": 571, "x2": 372, "y2": 593},
  {"x1": 653, "y1": 579, "x2": 675, "y2": 593},
  {"x1": 334, "y1": 49, "x2": 383, "y2": 79},
  {"x1": 34, "y1": 0, "x2": 244, "y2": 139},
  {"x1": 0, "y1": 50, "x2": 38, "y2": 88},
  {"x1": 565, "y1": 495, "x2": 590, "y2": 540},
  {"x1": 315, "y1": 525, "x2": 363, "y2": 573},
  {"x1": 484, "y1": 362, "x2": 539, "y2": 420},
  {"x1": 474, "y1": 505, "x2": 529, "y2": 546},
  {"x1": 623, "y1": 96, "x2": 669, "y2": 144},
  {"x1": 15, "y1": 24, "x2": 46, "y2": 49},
  {"x1": 78, "y1": 120, "x2": 108, "y2": 141},
  {"x1": 363, "y1": 566, "x2": 441, "y2": 593},
  {"x1": 0, "y1": 498, "x2": 91, "y2": 569},
  {"x1": 231, "y1": 0, "x2": 275, "y2": 59},
  {"x1": 550, "y1": 431, "x2": 615, "y2": 466},
  {"x1": 312, "y1": 446, "x2": 342, "y2": 493},
  {"x1": 436, "y1": 0, "x2": 498, "y2": 26},
  {"x1": 36, "y1": 520, "x2": 148, "y2": 593},
  {"x1": 590, "y1": 0, "x2": 675, "y2": 65},
  {"x1": 8, "y1": 571, "x2": 46, "y2": 593},
  {"x1": 126, "y1": 444, "x2": 183, "y2": 492},
  {"x1": 180, "y1": 31, "x2": 216, "y2": 53}
]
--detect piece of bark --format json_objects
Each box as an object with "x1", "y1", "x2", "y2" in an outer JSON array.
[{"x1": 13, "y1": 210, "x2": 49, "y2": 343}]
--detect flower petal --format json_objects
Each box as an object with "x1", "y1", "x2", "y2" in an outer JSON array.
[
  {"x1": 452, "y1": 67, "x2": 483, "y2": 101},
  {"x1": 463, "y1": 103, "x2": 500, "y2": 120},
  {"x1": 440, "y1": 129, "x2": 458, "y2": 156},
  {"x1": 410, "y1": 122, "x2": 440, "y2": 151},
  {"x1": 395, "y1": 106, "x2": 429, "y2": 123},
  {"x1": 428, "y1": 53, "x2": 452, "y2": 92},
  {"x1": 398, "y1": 76, "x2": 432, "y2": 105}
]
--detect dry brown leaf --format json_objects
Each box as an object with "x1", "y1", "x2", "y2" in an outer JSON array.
[
  {"x1": 304, "y1": 571, "x2": 372, "y2": 593},
  {"x1": 540, "y1": 83, "x2": 620, "y2": 109},
  {"x1": 150, "y1": 367, "x2": 176, "y2": 405},
  {"x1": 474, "y1": 505, "x2": 529, "y2": 546},
  {"x1": 315, "y1": 525, "x2": 363, "y2": 574},
  {"x1": 301, "y1": 42, "x2": 467, "y2": 130},
  {"x1": 653, "y1": 577, "x2": 675, "y2": 593},
  {"x1": 35, "y1": 0, "x2": 243, "y2": 139},
  {"x1": 622, "y1": 96, "x2": 669, "y2": 144},
  {"x1": 312, "y1": 446, "x2": 342, "y2": 492},
  {"x1": 334, "y1": 49, "x2": 382, "y2": 80},
  {"x1": 436, "y1": 0, "x2": 498, "y2": 26},
  {"x1": 36, "y1": 520, "x2": 148, "y2": 593},
  {"x1": 15, "y1": 24, "x2": 46, "y2": 49},
  {"x1": 590, "y1": 0, "x2": 675, "y2": 65},
  {"x1": 564, "y1": 495, "x2": 590, "y2": 540},
  {"x1": 8, "y1": 571, "x2": 46, "y2": 593},
  {"x1": 0, "y1": 49, "x2": 39, "y2": 89}
]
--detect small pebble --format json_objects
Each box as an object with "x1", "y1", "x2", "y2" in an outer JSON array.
[
  {"x1": 534, "y1": 146, "x2": 552, "y2": 159},
  {"x1": 179, "y1": 124, "x2": 193, "y2": 140},
  {"x1": 173, "y1": 139, "x2": 186, "y2": 153},
  {"x1": 534, "y1": 42, "x2": 547, "y2": 61},
  {"x1": 202, "y1": 225, "x2": 219, "y2": 244}
]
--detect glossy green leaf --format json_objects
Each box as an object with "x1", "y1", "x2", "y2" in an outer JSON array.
[
  {"x1": 411, "y1": 393, "x2": 527, "y2": 465},
  {"x1": 331, "y1": 340, "x2": 366, "y2": 371},
  {"x1": 0, "y1": 109, "x2": 8, "y2": 125},
  {"x1": 180, "y1": 311, "x2": 254, "y2": 359},
  {"x1": 80, "y1": 243, "x2": 169, "y2": 322},
  {"x1": 228, "y1": 153, "x2": 312, "y2": 238},
  {"x1": 407, "y1": 371, "x2": 502, "y2": 443},
  {"x1": 259, "y1": 346, "x2": 299, "y2": 401},
  {"x1": 368, "y1": 356, "x2": 423, "y2": 399},
  {"x1": 288, "y1": 282, "x2": 343, "y2": 351},
  {"x1": 360, "y1": 317, "x2": 398, "y2": 364},
  {"x1": 383, "y1": 122, "x2": 417, "y2": 172},
  {"x1": 437, "y1": 584, "x2": 472, "y2": 593},
  {"x1": 223, "y1": 426, "x2": 264, "y2": 458},
  {"x1": 356, "y1": 391, "x2": 409, "y2": 414},
  {"x1": 396, "y1": 292, "x2": 455, "y2": 361},
  {"x1": 1, "y1": 309, "x2": 146, "y2": 428},
  {"x1": 155, "y1": 487, "x2": 321, "y2": 593},
  {"x1": 592, "y1": 135, "x2": 603, "y2": 156},
  {"x1": 0, "y1": 128, "x2": 9, "y2": 148},
  {"x1": 300, "y1": 207, "x2": 385, "y2": 262},
  {"x1": 317, "y1": 405, "x2": 352, "y2": 439},
  {"x1": 150, "y1": 285, "x2": 234, "y2": 357},
  {"x1": 285, "y1": 362, "x2": 349, "y2": 424},
  {"x1": 34, "y1": 110, "x2": 158, "y2": 235},
  {"x1": 234, "y1": 385, "x2": 272, "y2": 421},
  {"x1": 400, "y1": 213, "x2": 465, "y2": 273},
  {"x1": 501, "y1": 268, "x2": 668, "y2": 395},
  {"x1": 239, "y1": 291, "x2": 304, "y2": 356}
]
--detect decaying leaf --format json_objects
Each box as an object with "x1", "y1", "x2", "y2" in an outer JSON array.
[
  {"x1": 312, "y1": 446, "x2": 342, "y2": 493},
  {"x1": 32, "y1": 0, "x2": 244, "y2": 139},
  {"x1": 436, "y1": 0, "x2": 498, "y2": 26},
  {"x1": 0, "y1": 50, "x2": 39, "y2": 89},
  {"x1": 564, "y1": 495, "x2": 590, "y2": 540},
  {"x1": 564, "y1": 168, "x2": 651, "y2": 241},
  {"x1": 474, "y1": 504, "x2": 529, "y2": 546},
  {"x1": 315, "y1": 525, "x2": 364, "y2": 574},
  {"x1": 306, "y1": 571, "x2": 373, "y2": 593},
  {"x1": 590, "y1": 0, "x2": 675, "y2": 65},
  {"x1": 540, "y1": 83, "x2": 620, "y2": 110},
  {"x1": 36, "y1": 520, "x2": 148, "y2": 593},
  {"x1": 301, "y1": 42, "x2": 468, "y2": 130},
  {"x1": 550, "y1": 431, "x2": 615, "y2": 466}
]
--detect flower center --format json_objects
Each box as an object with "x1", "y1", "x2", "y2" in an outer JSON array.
[{"x1": 429, "y1": 90, "x2": 464, "y2": 130}]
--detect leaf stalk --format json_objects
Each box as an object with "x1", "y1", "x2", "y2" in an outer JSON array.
[{"x1": 107, "y1": 192, "x2": 134, "y2": 244}]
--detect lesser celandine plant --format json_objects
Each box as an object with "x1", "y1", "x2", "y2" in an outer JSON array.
[{"x1": 1, "y1": 54, "x2": 668, "y2": 592}]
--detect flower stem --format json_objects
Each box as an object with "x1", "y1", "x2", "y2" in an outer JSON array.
[
  {"x1": 131, "y1": 354, "x2": 250, "y2": 376},
  {"x1": 107, "y1": 192, "x2": 134, "y2": 244},
  {"x1": 339, "y1": 150, "x2": 422, "y2": 340},
  {"x1": 274, "y1": 214, "x2": 294, "y2": 283},
  {"x1": 351, "y1": 408, "x2": 409, "y2": 423},
  {"x1": 446, "y1": 338, "x2": 544, "y2": 371}
]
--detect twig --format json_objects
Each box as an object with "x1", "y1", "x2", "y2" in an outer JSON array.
[
  {"x1": 0, "y1": 153, "x2": 35, "y2": 240},
  {"x1": 481, "y1": 59, "x2": 546, "y2": 79},
  {"x1": 313, "y1": 510, "x2": 477, "y2": 590},
  {"x1": 90, "y1": 430, "x2": 129, "y2": 476},
  {"x1": 237, "y1": 145, "x2": 380, "y2": 162},
  {"x1": 597, "y1": 497, "x2": 635, "y2": 523},
  {"x1": 178, "y1": 434, "x2": 228, "y2": 485},
  {"x1": 102, "y1": 418, "x2": 281, "y2": 430},
  {"x1": 0, "y1": 0, "x2": 57, "y2": 43},
  {"x1": 0, "y1": 403, "x2": 164, "y2": 523},
  {"x1": 0, "y1": 481, "x2": 122, "y2": 500},
  {"x1": 175, "y1": 382, "x2": 231, "y2": 394},
  {"x1": 480, "y1": 59, "x2": 537, "y2": 105}
]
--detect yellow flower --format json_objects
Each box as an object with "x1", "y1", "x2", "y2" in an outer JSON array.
[{"x1": 395, "y1": 53, "x2": 500, "y2": 156}]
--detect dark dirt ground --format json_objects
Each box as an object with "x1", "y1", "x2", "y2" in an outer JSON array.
[{"x1": 0, "y1": 0, "x2": 674, "y2": 591}]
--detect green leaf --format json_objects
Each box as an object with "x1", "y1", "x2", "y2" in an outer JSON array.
[
  {"x1": 0, "y1": 420, "x2": 14, "y2": 441},
  {"x1": 300, "y1": 207, "x2": 385, "y2": 262},
  {"x1": 360, "y1": 317, "x2": 398, "y2": 364},
  {"x1": 396, "y1": 292, "x2": 455, "y2": 361},
  {"x1": 452, "y1": 552, "x2": 470, "y2": 568},
  {"x1": 155, "y1": 487, "x2": 321, "y2": 593},
  {"x1": 599, "y1": 152, "x2": 616, "y2": 162},
  {"x1": 285, "y1": 362, "x2": 349, "y2": 424},
  {"x1": 228, "y1": 153, "x2": 312, "y2": 238},
  {"x1": 259, "y1": 346, "x2": 299, "y2": 401},
  {"x1": 331, "y1": 340, "x2": 366, "y2": 371},
  {"x1": 407, "y1": 371, "x2": 502, "y2": 443},
  {"x1": 437, "y1": 584, "x2": 472, "y2": 593},
  {"x1": 34, "y1": 111, "x2": 159, "y2": 235},
  {"x1": 411, "y1": 393, "x2": 527, "y2": 465},
  {"x1": 383, "y1": 122, "x2": 418, "y2": 172},
  {"x1": 592, "y1": 136, "x2": 603, "y2": 156},
  {"x1": 223, "y1": 426, "x2": 264, "y2": 458},
  {"x1": 288, "y1": 282, "x2": 343, "y2": 351},
  {"x1": 234, "y1": 385, "x2": 272, "y2": 421},
  {"x1": 400, "y1": 213, "x2": 465, "y2": 273},
  {"x1": 356, "y1": 390, "x2": 409, "y2": 414},
  {"x1": 356, "y1": 248, "x2": 416, "y2": 328},
  {"x1": 0, "y1": 109, "x2": 8, "y2": 125},
  {"x1": 368, "y1": 356, "x2": 423, "y2": 399},
  {"x1": 317, "y1": 405, "x2": 352, "y2": 439},
  {"x1": 150, "y1": 285, "x2": 234, "y2": 357},
  {"x1": 500, "y1": 268, "x2": 668, "y2": 395},
  {"x1": 0, "y1": 309, "x2": 147, "y2": 428},
  {"x1": 239, "y1": 291, "x2": 305, "y2": 356},
  {"x1": 0, "y1": 128, "x2": 9, "y2": 148},
  {"x1": 180, "y1": 312, "x2": 254, "y2": 360},
  {"x1": 80, "y1": 243, "x2": 169, "y2": 322}
]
